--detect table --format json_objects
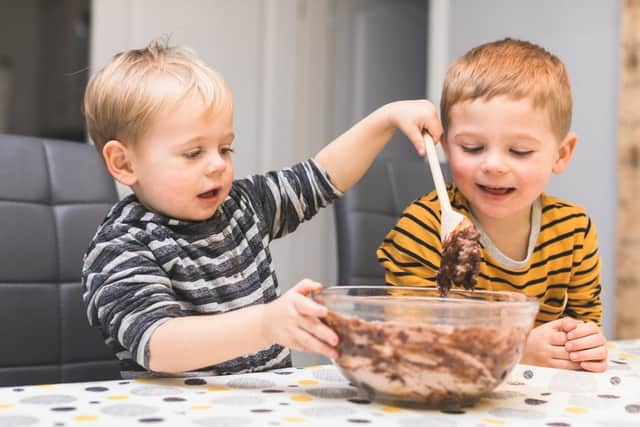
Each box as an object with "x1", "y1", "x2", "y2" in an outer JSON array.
[{"x1": 0, "y1": 340, "x2": 638, "y2": 427}]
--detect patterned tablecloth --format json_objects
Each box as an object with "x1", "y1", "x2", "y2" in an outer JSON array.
[{"x1": 0, "y1": 340, "x2": 638, "y2": 427}]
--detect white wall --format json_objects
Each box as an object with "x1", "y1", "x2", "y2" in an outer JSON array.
[{"x1": 429, "y1": 0, "x2": 620, "y2": 337}]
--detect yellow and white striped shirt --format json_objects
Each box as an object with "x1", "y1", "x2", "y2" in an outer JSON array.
[{"x1": 377, "y1": 187, "x2": 602, "y2": 326}]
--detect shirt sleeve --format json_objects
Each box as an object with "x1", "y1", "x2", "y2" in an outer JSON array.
[
  {"x1": 82, "y1": 225, "x2": 183, "y2": 370},
  {"x1": 376, "y1": 196, "x2": 442, "y2": 286},
  {"x1": 565, "y1": 215, "x2": 603, "y2": 325},
  {"x1": 236, "y1": 159, "x2": 343, "y2": 241}
]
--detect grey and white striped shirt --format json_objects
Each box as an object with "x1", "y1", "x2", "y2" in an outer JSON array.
[{"x1": 82, "y1": 159, "x2": 341, "y2": 378}]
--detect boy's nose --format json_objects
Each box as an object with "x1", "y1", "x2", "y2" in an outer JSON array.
[
  {"x1": 481, "y1": 152, "x2": 509, "y2": 174},
  {"x1": 205, "y1": 153, "x2": 226, "y2": 174}
]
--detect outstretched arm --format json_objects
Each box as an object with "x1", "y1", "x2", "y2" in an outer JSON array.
[{"x1": 314, "y1": 100, "x2": 442, "y2": 192}]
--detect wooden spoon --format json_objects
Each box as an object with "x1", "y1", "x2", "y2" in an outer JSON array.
[{"x1": 422, "y1": 133, "x2": 481, "y2": 295}]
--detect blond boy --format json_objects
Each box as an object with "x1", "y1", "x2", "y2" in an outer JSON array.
[
  {"x1": 378, "y1": 38, "x2": 607, "y2": 372},
  {"x1": 82, "y1": 41, "x2": 441, "y2": 377}
]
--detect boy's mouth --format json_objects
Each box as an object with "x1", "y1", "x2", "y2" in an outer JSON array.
[
  {"x1": 197, "y1": 188, "x2": 220, "y2": 199},
  {"x1": 477, "y1": 184, "x2": 515, "y2": 195}
]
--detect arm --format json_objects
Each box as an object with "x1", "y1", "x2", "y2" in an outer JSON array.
[
  {"x1": 149, "y1": 280, "x2": 338, "y2": 373},
  {"x1": 84, "y1": 232, "x2": 337, "y2": 374},
  {"x1": 314, "y1": 100, "x2": 442, "y2": 192}
]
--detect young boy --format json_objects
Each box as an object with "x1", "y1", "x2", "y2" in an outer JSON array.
[
  {"x1": 81, "y1": 40, "x2": 442, "y2": 378},
  {"x1": 377, "y1": 38, "x2": 608, "y2": 372}
]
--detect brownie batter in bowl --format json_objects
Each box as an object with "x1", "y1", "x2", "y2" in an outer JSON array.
[{"x1": 313, "y1": 286, "x2": 538, "y2": 409}]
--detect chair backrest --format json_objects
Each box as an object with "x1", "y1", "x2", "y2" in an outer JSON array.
[
  {"x1": 334, "y1": 155, "x2": 449, "y2": 284},
  {"x1": 0, "y1": 134, "x2": 121, "y2": 386}
]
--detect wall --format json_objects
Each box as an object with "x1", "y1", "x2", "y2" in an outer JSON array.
[{"x1": 435, "y1": 0, "x2": 620, "y2": 337}]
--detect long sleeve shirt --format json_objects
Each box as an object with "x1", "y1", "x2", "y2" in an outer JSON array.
[{"x1": 82, "y1": 159, "x2": 341, "y2": 378}]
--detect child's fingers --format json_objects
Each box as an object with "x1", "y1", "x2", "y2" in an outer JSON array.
[
  {"x1": 293, "y1": 293, "x2": 328, "y2": 318},
  {"x1": 560, "y1": 316, "x2": 580, "y2": 332},
  {"x1": 549, "y1": 358, "x2": 582, "y2": 370},
  {"x1": 293, "y1": 327, "x2": 338, "y2": 360},
  {"x1": 569, "y1": 345, "x2": 608, "y2": 363},
  {"x1": 580, "y1": 359, "x2": 608, "y2": 372},
  {"x1": 549, "y1": 330, "x2": 569, "y2": 346},
  {"x1": 299, "y1": 315, "x2": 339, "y2": 347},
  {"x1": 549, "y1": 344, "x2": 572, "y2": 360},
  {"x1": 291, "y1": 279, "x2": 324, "y2": 295},
  {"x1": 566, "y1": 321, "x2": 600, "y2": 340},
  {"x1": 565, "y1": 332, "x2": 606, "y2": 352}
]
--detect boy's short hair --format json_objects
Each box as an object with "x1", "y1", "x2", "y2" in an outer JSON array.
[
  {"x1": 441, "y1": 38, "x2": 572, "y2": 140},
  {"x1": 84, "y1": 39, "x2": 229, "y2": 152}
]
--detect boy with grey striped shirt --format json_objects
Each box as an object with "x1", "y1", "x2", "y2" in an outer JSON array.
[{"x1": 82, "y1": 40, "x2": 442, "y2": 378}]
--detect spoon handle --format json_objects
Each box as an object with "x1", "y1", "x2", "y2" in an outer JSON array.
[{"x1": 423, "y1": 133, "x2": 452, "y2": 215}]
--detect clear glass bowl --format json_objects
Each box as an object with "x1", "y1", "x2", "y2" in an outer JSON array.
[{"x1": 312, "y1": 286, "x2": 539, "y2": 408}]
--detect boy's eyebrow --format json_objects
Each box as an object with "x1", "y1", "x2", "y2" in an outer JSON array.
[
  {"x1": 453, "y1": 131, "x2": 542, "y2": 144},
  {"x1": 178, "y1": 132, "x2": 235, "y2": 146}
]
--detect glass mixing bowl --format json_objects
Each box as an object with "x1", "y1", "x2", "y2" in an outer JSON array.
[{"x1": 313, "y1": 286, "x2": 539, "y2": 408}]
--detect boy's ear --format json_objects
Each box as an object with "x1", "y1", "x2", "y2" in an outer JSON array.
[
  {"x1": 552, "y1": 132, "x2": 577, "y2": 174},
  {"x1": 102, "y1": 140, "x2": 137, "y2": 186}
]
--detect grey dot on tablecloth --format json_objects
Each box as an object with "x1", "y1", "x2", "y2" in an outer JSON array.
[
  {"x1": 610, "y1": 376, "x2": 622, "y2": 385},
  {"x1": 185, "y1": 378, "x2": 207, "y2": 385},
  {"x1": 193, "y1": 416, "x2": 251, "y2": 426},
  {"x1": 399, "y1": 417, "x2": 457, "y2": 427},
  {"x1": 138, "y1": 418, "x2": 165, "y2": 423},
  {"x1": 0, "y1": 415, "x2": 38, "y2": 426},
  {"x1": 210, "y1": 395, "x2": 265, "y2": 406},
  {"x1": 626, "y1": 404, "x2": 640, "y2": 413},
  {"x1": 311, "y1": 367, "x2": 348, "y2": 382},
  {"x1": 85, "y1": 386, "x2": 109, "y2": 392},
  {"x1": 300, "y1": 406, "x2": 355, "y2": 418},
  {"x1": 307, "y1": 387, "x2": 359, "y2": 399},
  {"x1": 488, "y1": 407, "x2": 545, "y2": 419},
  {"x1": 524, "y1": 398, "x2": 547, "y2": 405},
  {"x1": 51, "y1": 406, "x2": 76, "y2": 412},
  {"x1": 226, "y1": 377, "x2": 275, "y2": 389},
  {"x1": 549, "y1": 372, "x2": 597, "y2": 393},
  {"x1": 21, "y1": 395, "x2": 77, "y2": 405},
  {"x1": 131, "y1": 386, "x2": 184, "y2": 396},
  {"x1": 101, "y1": 403, "x2": 158, "y2": 417}
]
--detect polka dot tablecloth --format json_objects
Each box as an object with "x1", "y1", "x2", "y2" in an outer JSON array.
[{"x1": 0, "y1": 340, "x2": 638, "y2": 426}]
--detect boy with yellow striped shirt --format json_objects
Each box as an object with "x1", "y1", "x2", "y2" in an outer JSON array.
[{"x1": 377, "y1": 38, "x2": 607, "y2": 372}]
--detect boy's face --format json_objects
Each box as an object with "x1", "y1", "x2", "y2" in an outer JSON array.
[
  {"x1": 126, "y1": 95, "x2": 235, "y2": 221},
  {"x1": 442, "y1": 95, "x2": 576, "y2": 227}
]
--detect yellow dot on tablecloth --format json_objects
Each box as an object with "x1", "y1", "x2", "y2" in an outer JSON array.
[
  {"x1": 290, "y1": 395, "x2": 313, "y2": 402},
  {"x1": 106, "y1": 395, "x2": 128, "y2": 400},
  {"x1": 282, "y1": 416, "x2": 305, "y2": 423},
  {"x1": 74, "y1": 415, "x2": 99, "y2": 422},
  {"x1": 133, "y1": 378, "x2": 154, "y2": 383},
  {"x1": 34, "y1": 384, "x2": 54, "y2": 388},
  {"x1": 565, "y1": 406, "x2": 588, "y2": 414},
  {"x1": 481, "y1": 418, "x2": 505, "y2": 425},
  {"x1": 297, "y1": 380, "x2": 318, "y2": 385},
  {"x1": 619, "y1": 352, "x2": 636, "y2": 360},
  {"x1": 0, "y1": 404, "x2": 15, "y2": 409},
  {"x1": 191, "y1": 405, "x2": 212, "y2": 410},
  {"x1": 207, "y1": 385, "x2": 230, "y2": 391},
  {"x1": 380, "y1": 406, "x2": 402, "y2": 413},
  {"x1": 308, "y1": 365, "x2": 325, "y2": 369},
  {"x1": 606, "y1": 342, "x2": 616, "y2": 349}
]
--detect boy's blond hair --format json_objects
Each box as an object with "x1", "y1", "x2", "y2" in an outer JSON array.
[
  {"x1": 84, "y1": 40, "x2": 229, "y2": 153},
  {"x1": 441, "y1": 38, "x2": 572, "y2": 140}
]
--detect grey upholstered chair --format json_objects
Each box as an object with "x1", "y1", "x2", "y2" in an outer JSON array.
[
  {"x1": 334, "y1": 155, "x2": 449, "y2": 284},
  {"x1": 0, "y1": 134, "x2": 121, "y2": 386}
]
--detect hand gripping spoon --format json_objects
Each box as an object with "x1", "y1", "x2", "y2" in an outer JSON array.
[{"x1": 422, "y1": 133, "x2": 481, "y2": 296}]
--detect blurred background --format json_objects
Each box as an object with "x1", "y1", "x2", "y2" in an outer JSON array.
[{"x1": 0, "y1": 0, "x2": 625, "y2": 366}]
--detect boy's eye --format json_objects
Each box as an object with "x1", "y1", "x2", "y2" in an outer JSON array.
[
  {"x1": 510, "y1": 149, "x2": 533, "y2": 157},
  {"x1": 220, "y1": 147, "x2": 235, "y2": 156},
  {"x1": 461, "y1": 145, "x2": 483, "y2": 154},
  {"x1": 184, "y1": 148, "x2": 202, "y2": 159}
]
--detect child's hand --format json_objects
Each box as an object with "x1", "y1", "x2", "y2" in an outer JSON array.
[
  {"x1": 520, "y1": 317, "x2": 581, "y2": 370},
  {"x1": 383, "y1": 100, "x2": 443, "y2": 156},
  {"x1": 563, "y1": 319, "x2": 608, "y2": 372},
  {"x1": 262, "y1": 279, "x2": 338, "y2": 360}
]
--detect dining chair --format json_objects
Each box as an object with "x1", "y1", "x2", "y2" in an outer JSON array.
[
  {"x1": 0, "y1": 134, "x2": 121, "y2": 386},
  {"x1": 333, "y1": 155, "x2": 449, "y2": 284}
]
